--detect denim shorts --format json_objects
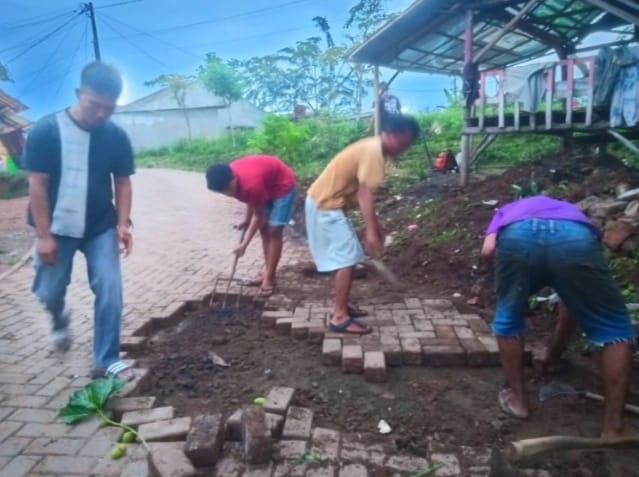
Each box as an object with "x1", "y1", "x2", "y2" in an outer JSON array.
[
  {"x1": 265, "y1": 186, "x2": 296, "y2": 227},
  {"x1": 492, "y1": 218, "x2": 636, "y2": 345}
]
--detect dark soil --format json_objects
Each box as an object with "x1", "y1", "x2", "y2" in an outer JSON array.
[{"x1": 132, "y1": 297, "x2": 639, "y2": 477}]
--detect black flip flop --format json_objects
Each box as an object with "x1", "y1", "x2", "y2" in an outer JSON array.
[
  {"x1": 347, "y1": 304, "x2": 369, "y2": 318},
  {"x1": 329, "y1": 316, "x2": 372, "y2": 335}
]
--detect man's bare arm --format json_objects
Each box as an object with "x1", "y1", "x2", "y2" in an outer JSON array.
[
  {"x1": 357, "y1": 183, "x2": 382, "y2": 254},
  {"x1": 114, "y1": 176, "x2": 132, "y2": 229},
  {"x1": 29, "y1": 172, "x2": 52, "y2": 239}
]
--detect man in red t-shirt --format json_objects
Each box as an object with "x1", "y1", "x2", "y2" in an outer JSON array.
[{"x1": 206, "y1": 155, "x2": 297, "y2": 295}]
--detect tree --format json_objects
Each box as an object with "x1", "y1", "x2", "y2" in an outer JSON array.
[
  {"x1": 145, "y1": 74, "x2": 194, "y2": 140},
  {"x1": 0, "y1": 63, "x2": 10, "y2": 82},
  {"x1": 198, "y1": 53, "x2": 244, "y2": 146}
]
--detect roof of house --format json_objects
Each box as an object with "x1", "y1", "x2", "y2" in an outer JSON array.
[
  {"x1": 0, "y1": 89, "x2": 30, "y2": 135},
  {"x1": 117, "y1": 82, "x2": 242, "y2": 113},
  {"x1": 349, "y1": 0, "x2": 638, "y2": 75},
  {"x1": 0, "y1": 89, "x2": 27, "y2": 112}
]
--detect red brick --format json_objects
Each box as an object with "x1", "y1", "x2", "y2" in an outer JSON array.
[
  {"x1": 184, "y1": 414, "x2": 224, "y2": 467},
  {"x1": 138, "y1": 417, "x2": 192, "y2": 442}
]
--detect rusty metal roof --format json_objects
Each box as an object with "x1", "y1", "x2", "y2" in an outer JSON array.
[{"x1": 349, "y1": 0, "x2": 638, "y2": 75}]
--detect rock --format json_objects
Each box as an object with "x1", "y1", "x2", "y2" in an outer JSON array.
[
  {"x1": 603, "y1": 219, "x2": 637, "y2": 250},
  {"x1": 618, "y1": 187, "x2": 639, "y2": 201},
  {"x1": 626, "y1": 200, "x2": 639, "y2": 219},
  {"x1": 241, "y1": 406, "x2": 271, "y2": 465},
  {"x1": 577, "y1": 195, "x2": 601, "y2": 213},
  {"x1": 590, "y1": 200, "x2": 628, "y2": 219},
  {"x1": 184, "y1": 414, "x2": 224, "y2": 467},
  {"x1": 621, "y1": 235, "x2": 639, "y2": 254}
]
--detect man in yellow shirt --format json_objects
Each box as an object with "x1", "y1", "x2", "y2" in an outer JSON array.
[{"x1": 306, "y1": 115, "x2": 420, "y2": 334}]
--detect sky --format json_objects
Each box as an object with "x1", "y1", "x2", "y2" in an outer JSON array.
[{"x1": 0, "y1": 0, "x2": 453, "y2": 120}]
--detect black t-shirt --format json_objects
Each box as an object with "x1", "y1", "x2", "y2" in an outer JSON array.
[{"x1": 22, "y1": 110, "x2": 135, "y2": 238}]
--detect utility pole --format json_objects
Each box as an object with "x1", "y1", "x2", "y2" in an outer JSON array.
[{"x1": 82, "y1": 2, "x2": 101, "y2": 61}]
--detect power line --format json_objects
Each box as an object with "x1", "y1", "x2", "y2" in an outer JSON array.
[
  {"x1": 0, "y1": 9, "x2": 71, "y2": 30},
  {"x1": 95, "y1": 0, "x2": 143, "y2": 9},
  {"x1": 0, "y1": 12, "x2": 78, "y2": 54},
  {"x1": 49, "y1": 23, "x2": 90, "y2": 107}
]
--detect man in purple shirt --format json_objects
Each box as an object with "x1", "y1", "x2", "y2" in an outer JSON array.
[{"x1": 481, "y1": 196, "x2": 635, "y2": 438}]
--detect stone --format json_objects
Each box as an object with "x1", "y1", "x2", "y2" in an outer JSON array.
[
  {"x1": 265, "y1": 412, "x2": 285, "y2": 437},
  {"x1": 273, "y1": 439, "x2": 307, "y2": 460},
  {"x1": 341, "y1": 345, "x2": 364, "y2": 374},
  {"x1": 184, "y1": 414, "x2": 224, "y2": 467},
  {"x1": 431, "y1": 453, "x2": 461, "y2": 476},
  {"x1": 323, "y1": 339, "x2": 342, "y2": 365},
  {"x1": 400, "y1": 338, "x2": 421, "y2": 365},
  {"x1": 264, "y1": 387, "x2": 295, "y2": 415},
  {"x1": 282, "y1": 406, "x2": 313, "y2": 440},
  {"x1": 107, "y1": 396, "x2": 157, "y2": 420},
  {"x1": 242, "y1": 406, "x2": 272, "y2": 465},
  {"x1": 603, "y1": 219, "x2": 637, "y2": 250},
  {"x1": 422, "y1": 345, "x2": 466, "y2": 367},
  {"x1": 138, "y1": 417, "x2": 192, "y2": 442},
  {"x1": 226, "y1": 409, "x2": 243, "y2": 441},
  {"x1": 339, "y1": 463, "x2": 368, "y2": 477},
  {"x1": 364, "y1": 351, "x2": 386, "y2": 383},
  {"x1": 121, "y1": 406, "x2": 175, "y2": 427},
  {"x1": 311, "y1": 427, "x2": 340, "y2": 461},
  {"x1": 148, "y1": 442, "x2": 195, "y2": 477}
]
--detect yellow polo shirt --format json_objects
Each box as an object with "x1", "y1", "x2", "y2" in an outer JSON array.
[{"x1": 308, "y1": 136, "x2": 385, "y2": 210}]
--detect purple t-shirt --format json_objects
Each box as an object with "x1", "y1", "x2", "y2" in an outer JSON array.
[{"x1": 486, "y1": 196, "x2": 598, "y2": 236}]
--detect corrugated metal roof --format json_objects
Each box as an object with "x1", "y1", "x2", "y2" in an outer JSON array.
[{"x1": 349, "y1": 0, "x2": 635, "y2": 75}]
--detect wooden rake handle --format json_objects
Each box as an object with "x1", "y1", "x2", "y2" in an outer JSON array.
[
  {"x1": 509, "y1": 435, "x2": 639, "y2": 462},
  {"x1": 582, "y1": 391, "x2": 639, "y2": 416}
]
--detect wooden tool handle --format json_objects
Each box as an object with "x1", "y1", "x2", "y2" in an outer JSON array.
[
  {"x1": 583, "y1": 392, "x2": 639, "y2": 416},
  {"x1": 509, "y1": 435, "x2": 639, "y2": 462}
]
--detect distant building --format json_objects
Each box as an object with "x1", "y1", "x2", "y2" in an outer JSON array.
[
  {"x1": 112, "y1": 82, "x2": 264, "y2": 151},
  {"x1": 0, "y1": 89, "x2": 30, "y2": 173}
]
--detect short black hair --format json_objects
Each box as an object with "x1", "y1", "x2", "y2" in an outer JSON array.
[
  {"x1": 381, "y1": 114, "x2": 421, "y2": 140},
  {"x1": 80, "y1": 61, "x2": 123, "y2": 98},
  {"x1": 206, "y1": 163, "x2": 233, "y2": 192}
]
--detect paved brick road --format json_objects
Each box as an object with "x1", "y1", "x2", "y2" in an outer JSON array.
[{"x1": 0, "y1": 169, "x2": 305, "y2": 476}]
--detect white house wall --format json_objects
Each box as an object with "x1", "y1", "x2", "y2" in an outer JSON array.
[{"x1": 112, "y1": 101, "x2": 264, "y2": 151}]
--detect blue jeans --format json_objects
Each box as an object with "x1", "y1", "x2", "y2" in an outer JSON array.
[
  {"x1": 32, "y1": 228, "x2": 123, "y2": 369},
  {"x1": 493, "y1": 219, "x2": 636, "y2": 345},
  {"x1": 265, "y1": 186, "x2": 296, "y2": 227}
]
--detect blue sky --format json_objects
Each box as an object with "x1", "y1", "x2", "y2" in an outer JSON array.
[{"x1": 0, "y1": 0, "x2": 452, "y2": 120}]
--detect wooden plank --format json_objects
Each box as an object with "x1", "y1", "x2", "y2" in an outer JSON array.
[
  {"x1": 514, "y1": 100, "x2": 520, "y2": 130},
  {"x1": 582, "y1": 0, "x2": 639, "y2": 26},
  {"x1": 585, "y1": 57, "x2": 595, "y2": 126},
  {"x1": 608, "y1": 129, "x2": 639, "y2": 157},
  {"x1": 470, "y1": 134, "x2": 497, "y2": 166},
  {"x1": 478, "y1": 72, "x2": 486, "y2": 131},
  {"x1": 545, "y1": 66, "x2": 554, "y2": 130},
  {"x1": 565, "y1": 58, "x2": 574, "y2": 126},
  {"x1": 374, "y1": 66, "x2": 381, "y2": 136}
]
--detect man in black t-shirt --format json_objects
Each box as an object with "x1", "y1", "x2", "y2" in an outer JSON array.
[{"x1": 23, "y1": 62, "x2": 135, "y2": 380}]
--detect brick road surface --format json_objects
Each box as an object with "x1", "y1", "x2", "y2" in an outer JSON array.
[{"x1": 0, "y1": 169, "x2": 306, "y2": 476}]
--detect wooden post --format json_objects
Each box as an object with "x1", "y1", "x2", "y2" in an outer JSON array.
[
  {"x1": 374, "y1": 65, "x2": 381, "y2": 137},
  {"x1": 460, "y1": 8, "x2": 473, "y2": 186}
]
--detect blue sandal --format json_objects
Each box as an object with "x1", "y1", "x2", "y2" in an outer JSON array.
[{"x1": 329, "y1": 316, "x2": 372, "y2": 335}]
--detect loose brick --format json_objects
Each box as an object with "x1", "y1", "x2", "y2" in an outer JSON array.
[
  {"x1": 386, "y1": 455, "x2": 430, "y2": 473},
  {"x1": 322, "y1": 339, "x2": 342, "y2": 365},
  {"x1": 422, "y1": 298, "x2": 455, "y2": 311},
  {"x1": 460, "y1": 339, "x2": 496, "y2": 367},
  {"x1": 431, "y1": 453, "x2": 461, "y2": 476},
  {"x1": 422, "y1": 345, "x2": 466, "y2": 367},
  {"x1": 291, "y1": 321, "x2": 309, "y2": 339},
  {"x1": 364, "y1": 351, "x2": 386, "y2": 383},
  {"x1": 307, "y1": 325, "x2": 325, "y2": 344},
  {"x1": 339, "y1": 442, "x2": 368, "y2": 462},
  {"x1": 263, "y1": 387, "x2": 295, "y2": 415},
  {"x1": 265, "y1": 413, "x2": 284, "y2": 438},
  {"x1": 107, "y1": 396, "x2": 157, "y2": 420},
  {"x1": 275, "y1": 318, "x2": 293, "y2": 335},
  {"x1": 339, "y1": 463, "x2": 368, "y2": 477},
  {"x1": 261, "y1": 311, "x2": 291, "y2": 327},
  {"x1": 341, "y1": 345, "x2": 364, "y2": 374},
  {"x1": 242, "y1": 406, "x2": 271, "y2": 465},
  {"x1": 138, "y1": 417, "x2": 192, "y2": 442},
  {"x1": 273, "y1": 439, "x2": 307, "y2": 460},
  {"x1": 148, "y1": 442, "x2": 195, "y2": 477},
  {"x1": 122, "y1": 406, "x2": 175, "y2": 427},
  {"x1": 401, "y1": 338, "x2": 421, "y2": 365},
  {"x1": 184, "y1": 414, "x2": 224, "y2": 467},
  {"x1": 281, "y1": 406, "x2": 313, "y2": 440},
  {"x1": 226, "y1": 409, "x2": 242, "y2": 441},
  {"x1": 311, "y1": 427, "x2": 340, "y2": 461}
]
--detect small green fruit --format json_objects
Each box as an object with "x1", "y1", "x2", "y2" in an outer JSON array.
[
  {"x1": 253, "y1": 397, "x2": 265, "y2": 405},
  {"x1": 111, "y1": 443, "x2": 127, "y2": 460},
  {"x1": 121, "y1": 431, "x2": 136, "y2": 443}
]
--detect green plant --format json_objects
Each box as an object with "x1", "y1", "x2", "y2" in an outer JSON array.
[
  {"x1": 407, "y1": 465, "x2": 444, "y2": 477},
  {"x1": 432, "y1": 228, "x2": 459, "y2": 245},
  {"x1": 296, "y1": 451, "x2": 328, "y2": 465},
  {"x1": 59, "y1": 377, "x2": 149, "y2": 458}
]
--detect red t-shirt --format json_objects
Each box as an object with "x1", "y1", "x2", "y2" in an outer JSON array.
[{"x1": 229, "y1": 155, "x2": 296, "y2": 208}]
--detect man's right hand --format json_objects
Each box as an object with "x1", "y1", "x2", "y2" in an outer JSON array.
[
  {"x1": 37, "y1": 235, "x2": 57, "y2": 265},
  {"x1": 234, "y1": 221, "x2": 248, "y2": 231},
  {"x1": 364, "y1": 229, "x2": 383, "y2": 256}
]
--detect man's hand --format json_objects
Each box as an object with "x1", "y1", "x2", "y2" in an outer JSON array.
[
  {"x1": 37, "y1": 235, "x2": 57, "y2": 265},
  {"x1": 118, "y1": 226, "x2": 133, "y2": 257},
  {"x1": 365, "y1": 229, "x2": 383, "y2": 256},
  {"x1": 234, "y1": 221, "x2": 249, "y2": 231},
  {"x1": 480, "y1": 233, "x2": 497, "y2": 264},
  {"x1": 233, "y1": 243, "x2": 248, "y2": 257}
]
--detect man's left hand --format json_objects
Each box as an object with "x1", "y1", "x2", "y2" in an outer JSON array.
[
  {"x1": 118, "y1": 226, "x2": 133, "y2": 257},
  {"x1": 233, "y1": 243, "x2": 247, "y2": 257},
  {"x1": 480, "y1": 233, "x2": 496, "y2": 263}
]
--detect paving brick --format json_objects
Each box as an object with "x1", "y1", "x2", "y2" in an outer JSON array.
[
  {"x1": 392, "y1": 315, "x2": 412, "y2": 326},
  {"x1": 272, "y1": 462, "x2": 307, "y2": 477},
  {"x1": 363, "y1": 351, "x2": 386, "y2": 383},
  {"x1": 386, "y1": 455, "x2": 430, "y2": 473},
  {"x1": 422, "y1": 345, "x2": 466, "y2": 367},
  {"x1": 78, "y1": 426, "x2": 122, "y2": 457},
  {"x1": 311, "y1": 427, "x2": 340, "y2": 461},
  {"x1": 121, "y1": 406, "x2": 175, "y2": 427},
  {"x1": 413, "y1": 320, "x2": 434, "y2": 331},
  {"x1": 400, "y1": 331, "x2": 436, "y2": 339},
  {"x1": 422, "y1": 299, "x2": 455, "y2": 311},
  {"x1": 341, "y1": 345, "x2": 363, "y2": 374},
  {"x1": 138, "y1": 417, "x2": 192, "y2": 442},
  {"x1": 306, "y1": 465, "x2": 336, "y2": 477},
  {"x1": 184, "y1": 414, "x2": 223, "y2": 467},
  {"x1": 477, "y1": 336, "x2": 499, "y2": 352},
  {"x1": 434, "y1": 325, "x2": 458, "y2": 341},
  {"x1": 468, "y1": 466, "x2": 491, "y2": 477},
  {"x1": 263, "y1": 387, "x2": 295, "y2": 415},
  {"x1": 454, "y1": 326, "x2": 474, "y2": 340},
  {"x1": 148, "y1": 442, "x2": 195, "y2": 477},
  {"x1": 460, "y1": 339, "x2": 497, "y2": 367},
  {"x1": 431, "y1": 453, "x2": 461, "y2": 476},
  {"x1": 0, "y1": 455, "x2": 40, "y2": 477},
  {"x1": 226, "y1": 408, "x2": 243, "y2": 441},
  {"x1": 281, "y1": 406, "x2": 313, "y2": 440},
  {"x1": 273, "y1": 439, "x2": 307, "y2": 460},
  {"x1": 322, "y1": 339, "x2": 342, "y2": 366},
  {"x1": 265, "y1": 413, "x2": 284, "y2": 438},
  {"x1": 0, "y1": 373, "x2": 32, "y2": 384},
  {"x1": 215, "y1": 455, "x2": 245, "y2": 477},
  {"x1": 262, "y1": 310, "x2": 292, "y2": 328},
  {"x1": 275, "y1": 318, "x2": 293, "y2": 335},
  {"x1": 307, "y1": 325, "x2": 325, "y2": 344},
  {"x1": 2, "y1": 396, "x2": 49, "y2": 408},
  {"x1": 381, "y1": 341, "x2": 402, "y2": 367},
  {"x1": 291, "y1": 321, "x2": 309, "y2": 339},
  {"x1": 34, "y1": 455, "x2": 96, "y2": 474},
  {"x1": 0, "y1": 437, "x2": 31, "y2": 456},
  {"x1": 35, "y1": 377, "x2": 72, "y2": 397},
  {"x1": 338, "y1": 463, "x2": 368, "y2": 477},
  {"x1": 242, "y1": 406, "x2": 271, "y2": 465},
  {"x1": 242, "y1": 463, "x2": 274, "y2": 477},
  {"x1": 107, "y1": 396, "x2": 157, "y2": 421},
  {"x1": 6, "y1": 408, "x2": 57, "y2": 424},
  {"x1": 400, "y1": 338, "x2": 422, "y2": 365},
  {"x1": 468, "y1": 319, "x2": 491, "y2": 334},
  {"x1": 23, "y1": 437, "x2": 85, "y2": 455},
  {"x1": 404, "y1": 298, "x2": 423, "y2": 309},
  {"x1": 121, "y1": 458, "x2": 151, "y2": 477},
  {"x1": 64, "y1": 415, "x2": 102, "y2": 438}
]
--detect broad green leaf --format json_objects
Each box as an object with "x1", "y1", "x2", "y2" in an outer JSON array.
[
  {"x1": 59, "y1": 404, "x2": 96, "y2": 424},
  {"x1": 59, "y1": 376, "x2": 127, "y2": 425},
  {"x1": 87, "y1": 377, "x2": 127, "y2": 409}
]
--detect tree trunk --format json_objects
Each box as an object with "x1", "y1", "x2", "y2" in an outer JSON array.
[
  {"x1": 181, "y1": 106, "x2": 192, "y2": 141},
  {"x1": 227, "y1": 101, "x2": 236, "y2": 148}
]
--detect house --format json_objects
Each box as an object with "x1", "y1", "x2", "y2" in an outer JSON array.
[
  {"x1": 112, "y1": 82, "x2": 265, "y2": 151},
  {"x1": 350, "y1": 0, "x2": 639, "y2": 185},
  {"x1": 0, "y1": 89, "x2": 30, "y2": 173}
]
